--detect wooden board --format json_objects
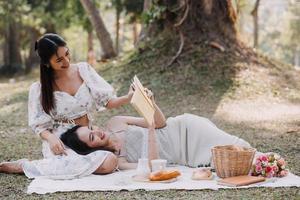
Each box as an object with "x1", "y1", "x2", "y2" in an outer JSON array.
[{"x1": 217, "y1": 175, "x2": 266, "y2": 187}]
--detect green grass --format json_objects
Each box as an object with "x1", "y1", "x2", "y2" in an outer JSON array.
[{"x1": 0, "y1": 42, "x2": 300, "y2": 199}]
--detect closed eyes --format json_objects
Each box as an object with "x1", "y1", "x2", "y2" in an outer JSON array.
[
  {"x1": 89, "y1": 132, "x2": 94, "y2": 142},
  {"x1": 56, "y1": 50, "x2": 69, "y2": 63}
]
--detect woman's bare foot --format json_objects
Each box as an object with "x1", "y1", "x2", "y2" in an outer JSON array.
[{"x1": 0, "y1": 159, "x2": 26, "y2": 174}]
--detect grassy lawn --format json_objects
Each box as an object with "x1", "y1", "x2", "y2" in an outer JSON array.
[{"x1": 0, "y1": 48, "x2": 299, "y2": 199}]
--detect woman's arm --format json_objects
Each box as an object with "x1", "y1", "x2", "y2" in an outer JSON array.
[
  {"x1": 106, "y1": 84, "x2": 134, "y2": 109},
  {"x1": 105, "y1": 95, "x2": 131, "y2": 109},
  {"x1": 148, "y1": 122, "x2": 159, "y2": 162},
  {"x1": 40, "y1": 130, "x2": 67, "y2": 155},
  {"x1": 117, "y1": 157, "x2": 137, "y2": 170},
  {"x1": 106, "y1": 89, "x2": 166, "y2": 129},
  {"x1": 152, "y1": 101, "x2": 166, "y2": 128},
  {"x1": 142, "y1": 88, "x2": 166, "y2": 128},
  {"x1": 94, "y1": 153, "x2": 118, "y2": 174}
]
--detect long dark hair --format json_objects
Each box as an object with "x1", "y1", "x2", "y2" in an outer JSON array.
[
  {"x1": 35, "y1": 33, "x2": 67, "y2": 114},
  {"x1": 60, "y1": 125, "x2": 115, "y2": 155}
]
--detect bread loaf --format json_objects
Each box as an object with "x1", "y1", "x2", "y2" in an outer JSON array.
[
  {"x1": 149, "y1": 170, "x2": 181, "y2": 181},
  {"x1": 191, "y1": 168, "x2": 213, "y2": 180}
]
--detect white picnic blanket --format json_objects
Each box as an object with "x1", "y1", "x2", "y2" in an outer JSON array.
[{"x1": 27, "y1": 166, "x2": 300, "y2": 194}]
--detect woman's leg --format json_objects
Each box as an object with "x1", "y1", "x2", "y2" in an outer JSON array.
[
  {"x1": 93, "y1": 153, "x2": 118, "y2": 174},
  {"x1": 0, "y1": 159, "x2": 25, "y2": 174}
]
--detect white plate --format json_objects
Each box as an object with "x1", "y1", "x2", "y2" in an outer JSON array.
[{"x1": 132, "y1": 175, "x2": 177, "y2": 183}]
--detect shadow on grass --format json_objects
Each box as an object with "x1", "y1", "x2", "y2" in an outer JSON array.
[{"x1": 100, "y1": 36, "x2": 300, "y2": 121}]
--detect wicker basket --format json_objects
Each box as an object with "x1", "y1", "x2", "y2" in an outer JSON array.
[{"x1": 211, "y1": 145, "x2": 256, "y2": 178}]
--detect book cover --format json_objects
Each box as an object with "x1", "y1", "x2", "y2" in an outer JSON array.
[
  {"x1": 217, "y1": 175, "x2": 266, "y2": 187},
  {"x1": 130, "y1": 75, "x2": 155, "y2": 125}
]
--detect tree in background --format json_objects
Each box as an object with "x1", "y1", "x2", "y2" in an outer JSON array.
[
  {"x1": 1, "y1": 0, "x2": 118, "y2": 75},
  {"x1": 80, "y1": 0, "x2": 116, "y2": 59},
  {"x1": 67, "y1": 0, "x2": 96, "y2": 65},
  {"x1": 108, "y1": 0, "x2": 143, "y2": 51},
  {"x1": 122, "y1": 0, "x2": 144, "y2": 45},
  {"x1": 251, "y1": 0, "x2": 260, "y2": 48},
  {"x1": 288, "y1": 0, "x2": 300, "y2": 67},
  {"x1": 112, "y1": 0, "x2": 122, "y2": 53},
  {"x1": 256, "y1": 0, "x2": 300, "y2": 66},
  {"x1": 0, "y1": 0, "x2": 101, "y2": 74},
  {"x1": 139, "y1": 0, "x2": 248, "y2": 69},
  {"x1": 0, "y1": 0, "x2": 23, "y2": 75}
]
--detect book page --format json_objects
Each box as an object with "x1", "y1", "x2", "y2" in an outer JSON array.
[
  {"x1": 133, "y1": 76, "x2": 154, "y2": 108},
  {"x1": 130, "y1": 75, "x2": 155, "y2": 125}
]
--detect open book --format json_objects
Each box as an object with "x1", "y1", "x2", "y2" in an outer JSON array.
[{"x1": 130, "y1": 75, "x2": 155, "y2": 126}]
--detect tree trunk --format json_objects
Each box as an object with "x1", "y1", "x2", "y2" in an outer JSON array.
[
  {"x1": 80, "y1": 0, "x2": 116, "y2": 59},
  {"x1": 138, "y1": 0, "x2": 152, "y2": 42},
  {"x1": 141, "y1": 0, "x2": 246, "y2": 69},
  {"x1": 251, "y1": 0, "x2": 260, "y2": 48},
  {"x1": 115, "y1": 6, "x2": 120, "y2": 54},
  {"x1": 146, "y1": 0, "x2": 238, "y2": 42},
  {"x1": 87, "y1": 31, "x2": 96, "y2": 66},
  {"x1": 87, "y1": 31, "x2": 94, "y2": 52},
  {"x1": 235, "y1": 0, "x2": 244, "y2": 35},
  {"x1": 295, "y1": 46, "x2": 300, "y2": 70},
  {"x1": 2, "y1": 19, "x2": 23, "y2": 75},
  {"x1": 25, "y1": 27, "x2": 40, "y2": 74},
  {"x1": 133, "y1": 21, "x2": 138, "y2": 45},
  {"x1": 45, "y1": 22, "x2": 56, "y2": 34}
]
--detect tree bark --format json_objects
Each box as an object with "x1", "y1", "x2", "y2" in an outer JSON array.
[
  {"x1": 295, "y1": 46, "x2": 300, "y2": 69},
  {"x1": 115, "y1": 6, "x2": 121, "y2": 54},
  {"x1": 80, "y1": 0, "x2": 116, "y2": 59},
  {"x1": 142, "y1": 0, "x2": 244, "y2": 70},
  {"x1": 87, "y1": 31, "x2": 96, "y2": 65},
  {"x1": 25, "y1": 27, "x2": 40, "y2": 74},
  {"x1": 235, "y1": 0, "x2": 244, "y2": 35},
  {"x1": 133, "y1": 21, "x2": 138, "y2": 45},
  {"x1": 147, "y1": 0, "x2": 238, "y2": 42},
  {"x1": 251, "y1": 0, "x2": 260, "y2": 48},
  {"x1": 2, "y1": 19, "x2": 23, "y2": 75},
  {"x1": 138, "y1": 0, "x2": 152, "y2": 42}
]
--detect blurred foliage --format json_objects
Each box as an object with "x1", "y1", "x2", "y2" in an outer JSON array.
[
  {"x1": 0, "y1": 0, "x2": 299, "y2": 74},
  {"x1": 107, "y1": 0, "x2": 144, "y2": 23},
  {"x1": 237, "y1": 0, "x2": 300, "y2": 66},
  {"x1": 141, "y1": 2, "x2": 166, "y2": 25}
]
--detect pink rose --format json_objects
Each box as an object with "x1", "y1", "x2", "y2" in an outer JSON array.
[
  {"x1": 279, "y1": 170, "x2": 288, "y2": 177},
  {"x1": 256, "y1": 165, "x2": 262, "y2": 173},
  {"x1": 266, "y1": 166, "x2": 273, "y2": 173},
  {"x1": 255, "y1": 159, "x2": 261, "y2": 165},
  {"x1": 272, "y1": 165, "x2": 279, "y2": 172},
  {"x1": 277, "y1": 158, "x2": 286, "y2": 167},
  {"x1": 260, "y1": 155, "x2": 268, "y2": 162}
]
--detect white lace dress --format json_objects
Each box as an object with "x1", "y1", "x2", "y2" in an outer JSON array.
[{"x1": 22, "y1": 62, "x2": 116, "y2": 180}]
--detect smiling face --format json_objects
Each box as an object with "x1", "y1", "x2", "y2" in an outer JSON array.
[
  {"x1": 49, "y1": 46, "x2": 70, "y2": 71},
  {"x1": 76, "y1": 126, "x2": 110, "y2": 148}
]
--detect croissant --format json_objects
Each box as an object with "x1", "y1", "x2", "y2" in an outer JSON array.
[{"x1": 149, "y1": 170, "x2": 181, "y2": 181}]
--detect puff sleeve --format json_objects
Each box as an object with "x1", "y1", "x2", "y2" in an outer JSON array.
[
  {"x1": 78, "y1": 62, "x2": 116, "y2": 111},
  {"x1": 28, "y1": 82, "x2": 53, "y2": 135}
]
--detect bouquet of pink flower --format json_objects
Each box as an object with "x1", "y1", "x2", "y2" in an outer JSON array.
[{"x1": 251, "y1": 153, "x2": 288, "y2": 178}]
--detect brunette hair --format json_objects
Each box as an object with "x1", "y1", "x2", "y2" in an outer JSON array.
[
  {"x1": 35, "y1": 33, "x2": 67, "y2": 114},
  {"x1": 60, "y1": 125, "x2": 115, "y2": 155}
]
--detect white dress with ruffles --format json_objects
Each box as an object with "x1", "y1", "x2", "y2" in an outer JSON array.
[{"x1": 22, "y1": 62, "x2": 116, "y2": 179}]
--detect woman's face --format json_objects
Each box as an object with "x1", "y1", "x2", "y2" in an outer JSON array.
[
  {"x1": 49, "y1": 46, "x2": 70, "y2": 71},
  {"x1": 76, "y1": 126, "x2": 109, "y2": 148}
]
